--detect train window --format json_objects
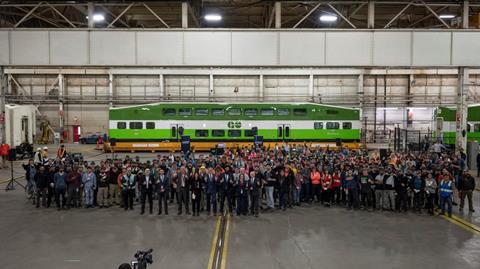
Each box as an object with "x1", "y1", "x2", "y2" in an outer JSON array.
[
  {"x1": 244, "y1": 109, "x2": 258, "y2": 116},
  {"x1": 314, "y1": 122, "x2": 323, "y2": 129},
  {"x1": 195, "y1": 130, "x2": 208, "y2": 137},
  {"x1": 467, "y1": 124, "x2": 471, "y2": 132},
  {"x1": 228, "y1": 108, "x2": 241, "y2": 116},
  {"x1": 212, "y1": 130, "x2": 225, "y2": 137},
  {"x1": 179, "y1": 108, "x2": 192, "y2": 116},
  {"x1": 195, "y1": 108, "x2": 209, "y2": 116},
  {"x1": 171, "y1": 126, "x2": 176, "y2": 136},
  {"x1": 293, "y1": 108, "x2": 307, "y2": 116},
  {"x1": 342, "y1": 122, "x2": 352, "y2": 129},
  {"x1": 162, "y1": 108, "x2": 176, "y2": 116},
  {"x1": 212, "y1": 109, "x2": 225, "y2": 116},
  {"x1": 129, "y1": 122, "x2": 143, "y2": 129},
  {"x1": 277, "y1": 108, "x2": 290, "y2": 116},
  {"x1": 326, "y1": 122, "x2": 340, "y2": 129},
  {"x1": 260, "y1": 109, "x2": 274, "y2": 116},
  {"x1": 326, "y1": 110, "x2": 339, "y2": 115},
  {"x1": 475, "y1": 124, "x2": 480, "y2": 132},
  {"x1": 244, "y1": 129, "x2": 255, "y2": 137},
  {"x1": 228, "y1": 130, "x2": 241, "y2": 137},
  {"x1": 146, "y1": 122, "x2": 155, "y2": 129},
  {"x1": 117, "y1": 122, "x2": 126, "y2": 129}
]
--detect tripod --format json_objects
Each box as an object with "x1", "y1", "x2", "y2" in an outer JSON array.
[{"x1": 5, "y1": 160, "x2": 25, "y2": 191}]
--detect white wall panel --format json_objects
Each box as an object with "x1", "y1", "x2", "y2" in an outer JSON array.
[
  {"x1": 413, "y1": 32, "x2": 451, "y2": 66},
  {"x1": 50, "y1": 31, "x2": 88, "y2": 65},
  {"x1": 232, "y1": 32, "x2": 277, "y2": 65},
  {"x1": 326, "y1": 32, "x2": 372, "y2": 66},
  {"x1": 0, "y1": 31, "x2": 9, "y2": 65},
  {"x1": 11, "y1": 31, "x2": 49, "y2": 65},
  {"x1": 184, "y1": 32, "x2": 230, "y2": 65},
  {"x1": 373, "y1": 32, "x2": 411, "y2": 66},
  {"x1": 279, "y1": 32, "x2": 325, "y2": 65},
  {"x1": 452, "y1": 32, "x2": 480, "y2": 65},
  {"x1": 137, "y1": 32, "x2": 183, "y2": 65},
  {"x1": 90, "y1": 31, "x2": 136, "y2": 65}
]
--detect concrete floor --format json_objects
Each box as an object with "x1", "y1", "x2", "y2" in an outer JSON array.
[{"x1": 0, "y1": 144, "x2": 479, "y2": 269}]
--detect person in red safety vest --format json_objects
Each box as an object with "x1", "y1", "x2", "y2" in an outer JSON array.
[
  {"x1": 331, "y1": 169, "x2": 342, "y2": 205},
  {"x1": 0, "y1": 142, "x2": 10, "y2": 168},
  {"x1": 321, "y1": 170, "x2": 333, "y2": 206}
]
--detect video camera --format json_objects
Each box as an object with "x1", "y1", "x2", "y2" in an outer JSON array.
[{"x1": 132, "y1": 249, "x2": 153, "y2": 269}]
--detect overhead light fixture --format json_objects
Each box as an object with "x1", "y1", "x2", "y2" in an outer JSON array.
[
  {"x1": 86, "y1": 14, "x2": 105, "y2": 22},
  {"x1": 204, "y1": 14, "x2": 222, "y2": 22},
  {"x1": 439, "y1": 14, "x2": 455, "y2": 19},
  {"x1": 319, "y1": 15, "x2": 338, "y2": 22}
]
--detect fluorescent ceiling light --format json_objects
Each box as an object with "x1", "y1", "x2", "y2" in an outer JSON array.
[
  {"x1": 319, "y1": 15, "x2": 338, "y2": 22},
  {"x1": 204, "y1": 14, "x2": 222, "y2": 21},
  {"x1": 86, "y1": 14, "x2": 105, "y2": 22},
  {"x1": 439, "y1": 14, "x2": 455, "y2": 19}
]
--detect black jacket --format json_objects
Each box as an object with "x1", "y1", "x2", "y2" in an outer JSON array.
[
  {"x1": 458, "y1": 174, "x2": 476, "y2": 191},
  {"x1": 34, "y1": 172, "x2": 48, "y2": 189}
]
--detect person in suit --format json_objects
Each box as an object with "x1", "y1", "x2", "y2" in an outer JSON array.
[
  {"x1": 249, "y1": 171, "x2": 262, "y2": 217},
  {"x1": 216, "y1": 168, "x2": 227, "y2": 214},
  {"x1": 236, "y1": 173, "x2": 249, "y2": 216},
  {"x1": 175, "y1": 167, "x2": 190, "y2": 215},
  {"x1": 121, "y1": 168, "x2": 136, "y2": 210},
  {"x1": 138, "y1": 168, "x2": 154, "y2": 215},
  {"x1": 156, "y1": 168, "x2": 170, "y2": 215},
  {"x1": 224, "y1": 166, "x2": 236, "y2": 215},
  {"x1": 191, "y1": 172, "x2": 202, "y2": 216},
  {"x1": 205, "y1": 168, "x2": 217, "y2": 216}
]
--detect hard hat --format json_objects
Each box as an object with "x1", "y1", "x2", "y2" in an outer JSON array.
[
  {"x1": 43, "y1": 146, "x2": 48, "y2": 150},
  {"x1": 37, "y1": 147, "x2": 41, "y2": 151}
]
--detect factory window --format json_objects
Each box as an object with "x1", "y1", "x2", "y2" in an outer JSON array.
[
  {"x1": 260, "y1": 109, "x2": 274, "y2": 116},
  {"x1": 342, "y1": 122, "x2": 352, "y2": 130},
  {"x1": 228, "y1": 130, "x2": 241, "y2": 137},
  {"x1": 326, "y1": 110, "x2": 339, "y2": 115},
  {"x1": 314, "y1": 122, "x2": 324, "y2": 129},
  {"x1": 244, "y1": 109, "x2": 258, "y2": 116},
  {"x1": 212, "y1": 129, "x2": 225, "y2": 137},
  {"x1": 129, "y1": 122, "x2": 143, "y2": 129},
  {"x1": 179, "y1": 108, "x2": 192, "y2": 116},
  {"x1": 293, "y1": 108, "x2": 307, "y2": 116},
  {"x1": 146, "y1": 122, "x2": 155, "y2": 129},
  {"x1": 277, "y1": 108, "x2": 290, "y2": 116},
  {"x1": 117, "y1": 122, "x2": 126, "y2": 129},
  {"x1": 195, "y1": 130, "x2": 209, "y2": 137},
  {"x1": 326, "y1": 122, "x2": 340, "y2": 129},
  {"x1": 212, "y1": 108, "x2": 225, "y2": 116},
  {"x1": 162, "y1": 108, "x2": 176, "y2": 116},
  {"x1": 228, "y1": 108, "x2": 241, "y2": 116},
  {"x1": 244, "y1": 129, "x2": 255, "y2": 137},
  {"x1": 474, "y1": 124, "x2": 480, "y2": 132},
  {"x1": 195, "y1": 108, "x2": 209, "y2": 116}
]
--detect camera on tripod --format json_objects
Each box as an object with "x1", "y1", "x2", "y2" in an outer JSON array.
[{"x1": 132, "y1": 249, "x2": 153, "y2": 269}]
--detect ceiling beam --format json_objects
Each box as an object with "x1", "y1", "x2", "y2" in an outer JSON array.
[{"x1": 293, "y1": 2, "x2": 322, "y2": 28}]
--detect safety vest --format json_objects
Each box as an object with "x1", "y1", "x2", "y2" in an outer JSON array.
[{"x1": 439, "y1": 180, "x2": 453, "y2": 198}]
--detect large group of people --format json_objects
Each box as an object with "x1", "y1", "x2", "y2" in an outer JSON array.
[{"x1": 23, "y1": 143, "x2": 476, "y2": 218}]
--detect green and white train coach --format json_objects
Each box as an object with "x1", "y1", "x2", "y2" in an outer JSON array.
[{"x1": 107, "y1": 102, "x2": 361, "y2": 151}]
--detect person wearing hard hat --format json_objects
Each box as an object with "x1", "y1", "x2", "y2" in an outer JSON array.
[{"x1": 42, "y1": 147, "x2": 49, "y2": 166}]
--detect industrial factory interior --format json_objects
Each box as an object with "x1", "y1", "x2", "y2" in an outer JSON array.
[{"x1": 0, "y1": 1, "x2": 479, "y2": 269}]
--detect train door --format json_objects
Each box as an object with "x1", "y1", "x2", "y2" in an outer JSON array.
[
  {"x1": 277, "y1": 124, "x2": 291, "y2": 141},
  {"x1": 170, "y1": 124, "x2": 184, "y2": 141},
  {"x1": 21, "y1": 116, "x2": 29, "y2": 143},
  {"x1": 435, "y1": 117, "x2": 443, "y2": 142}
]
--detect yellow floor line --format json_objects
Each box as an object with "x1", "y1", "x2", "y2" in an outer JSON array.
[
  {"x1": 207, "y1": 216, "x2": 221, "y2": 269},
  {"x1": 435, "y1": 209, "x2": 480, "y2": 235},
  {"x1": 220, "y1": 215, "x2": 231, "y2": 269}
]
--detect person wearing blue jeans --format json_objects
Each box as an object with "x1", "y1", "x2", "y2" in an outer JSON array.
[
  {"x1": 82, "y1": 167, "x2": 97, "y2": 208},
  {"x1": 439, "y1": 176, "x2": 454, "y2": 217}
]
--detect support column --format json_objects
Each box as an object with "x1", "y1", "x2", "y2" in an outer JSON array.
[
  {"x1": 209, "y1": 73, "x2": 214, "y2": 100},
  {"x1": 108, "y1": 73, "x2": 113, "y2": 107},
  {"x1": 88, "y1": 2, "x2": 94, "y2": 28},
  {"x1": 0, "y1": 67, "x2": 5, "y2": 144},
  {"x1": 58, "y1": 74, "x2": 64, "y2": 133},
  {"x1": 358, "y1": 74, "x2": 365, "y2": 144},
  {"x1": 275, "y1": 1, "x2": 281, "y2": 29},
  {"x1": 309, "y1": 73, "x2": 314, "y2": 102},
  {"x1": 182, "y1": 1, "x2": 188, "y2": 28},
  {"x1": 462, "y1": 0, "x2": 469, "y2": 29},
  {"x1": 367, "y1": 0, "x2": 375, "y2": 29},
  {"x1": 159, "y1": 74, "x2": 164, "y2": 100},
  {"x1": 456, "y1": 67, "x2": 469, "y2": 152},
  {"x1": 259, "y1": 75, "x2": 264, "y2": 101}
]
